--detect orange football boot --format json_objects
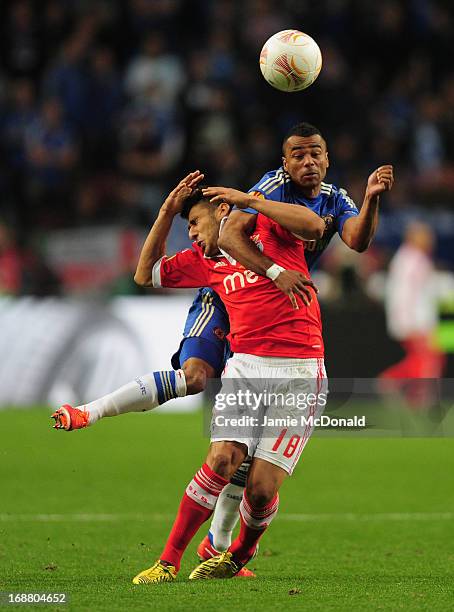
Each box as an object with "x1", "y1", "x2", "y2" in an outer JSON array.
[{"x1": 51, "y1": 404, "x2": 89, "y2": 431}]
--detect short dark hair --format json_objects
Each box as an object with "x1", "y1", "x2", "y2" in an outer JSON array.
[
  {"x1": 282, "y1": 122, "x2": 324, "y2": 153},
  {"x1": 180, "y1": 188, "x2": 207, "y2": 219},
  {"x1": 180, "y1": 186, "x2": 233, "y2": 219}
]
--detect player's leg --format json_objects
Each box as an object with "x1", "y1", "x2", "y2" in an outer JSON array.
[
  {"x1": 52, "y1": 287, "x2": 226, "y2": 431},
  {"x1": 178, "y1": 296, "x2": 250, "y2": 557},
  {"x1": 132, "y1": 440, "x2": 247, "y2": 584},
  {"x1": 134, "y1": 352, "x2": 255, "y2": 584},
  {"x1": 181, "y1": 357, "x2": 215, "y2": 393},
  {"x1": 188, "y1": 457, "x2": 285, "y2": 579},
  {"x1": 179, "y1": 331, "x2": 257, "y2": 574},
  {"x1": 228, "y1": 458, "x2": 286, "y2": 565},
  {"x1": 51, "y1": 367, "x2": 189, "y2": 430},
  {"x1": 76, "y1": 338, "x2": 220, "y2": 426},
  {"x1": 189, "y1": 356, "x2": 328, "y2": 579},
  {"x1": 200, "y1": 459, "x2": 250, "y2": 556},
  {"x1": 67, "y1": 311, "x2": 227, "y2": 431}
]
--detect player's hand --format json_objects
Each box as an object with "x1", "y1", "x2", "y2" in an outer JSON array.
[
  {"x1": 202, "y1": 186, "x2": 253, "y2": 209},
  {"x1": 367, "y1": 165, "x2": 394, "y2": 198},
  {"x1": 273, "y1": 269, "x2": 318, "y2": 309},
  {"x1": 162, "y1": 171, "x2": 204, "y2": 215}
]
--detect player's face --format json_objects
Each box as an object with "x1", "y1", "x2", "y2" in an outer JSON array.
[
  {"x1": 282, "y1": 135, "x2": 329, "y2": 194},
  {"x1": 187, "y1": 202, "x2": 221, "y2": 257}
]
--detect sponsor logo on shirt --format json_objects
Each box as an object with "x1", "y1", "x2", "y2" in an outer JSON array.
[{"x1": 223, "y1": 270, "x2": 259, "y2": 294}]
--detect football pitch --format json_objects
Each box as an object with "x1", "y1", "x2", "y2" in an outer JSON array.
[{"x1": 1, "y1": 408, "x2": 453, "y2": 611}]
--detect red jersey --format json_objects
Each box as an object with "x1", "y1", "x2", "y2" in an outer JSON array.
[{"x1": 152, "y1": 213, "x2": 323, "y2": 358}]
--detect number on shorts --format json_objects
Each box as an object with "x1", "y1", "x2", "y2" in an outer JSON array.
[
  {"x1": 283, "y1": 435, "x2": 301, "y2": 458},
  {"x1": 271, "y1": 428, "x2": 288, "y2": 452}
]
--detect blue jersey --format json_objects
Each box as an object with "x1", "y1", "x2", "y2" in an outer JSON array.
[
  {"x1": 181, "y1": 287, "x2": 228, "y2": 338},
  {"x1": 174, "y1": 167, "x2": 359, "y2": 371},
  {"x1": 171, "y1": 287, "x2": 230, "y2": 374},
  {"x1": 247, "y1": 167, "x2": 360, "y2": 270}
]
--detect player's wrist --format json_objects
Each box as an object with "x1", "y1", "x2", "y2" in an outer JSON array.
[
  {"x1": 266, "y1": 263, "x2": 286, "y2": 281},
  {"x1": 364, "y1": 188, "x2": 380, "y2": 204},
  {"x1": 160, "y1": 204, "x2": 179, "y2": 217},
  {"x1": 250, "y1": 196, "x2": 264, "y2": 210}
]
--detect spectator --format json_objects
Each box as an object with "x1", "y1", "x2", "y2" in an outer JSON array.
[
  {"x1": 1, "y1": 0, "x2": 42, "y2": 79},
  {"x1": 117, "y1": 105, "x2": 183, "y2": 222},
  {"x1": 42, "y1": 32, "x2": 91, "y2": 130},
  {"x1": 379, "y1": 222, "x2": 445, "y2": 407},
  {"x1": 124, "y1": 32, "x2": 184, "y2": 116},
  {"x1": 0, "y1": 221, "x2": 23, "y2": 295},
  {"x1": 1, "y1": 79, "x2": 38, "y2": 227},
  {"x1": 25, "y1": 97, "x2": 78, "y2": 226},
  {"x1": 85, "y1": 46, "x2": 123, "y2": 168}
]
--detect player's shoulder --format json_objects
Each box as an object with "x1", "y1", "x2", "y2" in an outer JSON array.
[
  {"x1": 178, "y1": 244, "x2": 205, "y2": 259},
  {"x1": 320, "y1": 181, "x2": 334, "y2": 198},
  {"x1": 249, "y1": 166, "x2": 290, "y2": 197},
  {"x1": 323, "y1": 182, "x2": 358, "y2": 210}
]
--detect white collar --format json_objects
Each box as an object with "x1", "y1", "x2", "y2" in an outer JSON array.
[{"x1": 203, "y1": 215, "x2": 236, "y2": 264}]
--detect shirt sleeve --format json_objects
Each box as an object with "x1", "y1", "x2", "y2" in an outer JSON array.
[
  {"x1": 241, "y1": 168, "x2": 288, "y2": 214},
  {"x1": 256, "y1": 213, "x2": 299, "y2": 245},
  {"x1": 335, "y1": 188, "x2": 360, "y2": 236},
  {"x1": 234, "y1": 190, "x2": 265, "y2": 215},
  {"x1": 152, "y1": 248, "x2": 209, "y2": 289}
]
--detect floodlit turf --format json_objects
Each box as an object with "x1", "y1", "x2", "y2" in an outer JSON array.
[{"x1": 1, "y1": 408, "x2": 453, "y2": 611}]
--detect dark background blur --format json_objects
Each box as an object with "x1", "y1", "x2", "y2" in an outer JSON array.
[{"x1": 0, "y1": 0, "x2": 453, "y2": 378}]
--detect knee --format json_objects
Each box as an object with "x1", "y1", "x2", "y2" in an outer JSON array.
[
  {"x1": 209, "y1": 452, "x2": 234, "y2": 479},
  {"x1": 182, "y1": 364, "x2": 208, "y2": 395},
  {"x1": 207, "y1": 443, "x2": 246, "y2": 480},
  {"x1": 246, "y1": 484, "x2": 276, "y2": 509}
]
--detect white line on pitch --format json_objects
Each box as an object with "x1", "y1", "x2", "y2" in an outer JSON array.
[
  {"x1": 280, "y1": 512, "x2": 454, "y2": 522},
  {"x1": 0, "y1": 512, "x2": 452, "y2": 523}
]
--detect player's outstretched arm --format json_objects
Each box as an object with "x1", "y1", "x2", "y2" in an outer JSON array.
[
  {"x1": 342, "y1": 165, "x2": 394, "y2": 252},
  {"x1": 218, "y1": 210, "x2": 317, "y2": 309},
  {"x1": 203, "y1": 186, "x2": 325, "y2": 239},
  {"x1": 134, "y1": 171, "x2": 204, "y2": 287}
]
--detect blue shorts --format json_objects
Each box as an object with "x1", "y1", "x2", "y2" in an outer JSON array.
[{"x1": 171, "y1": 288, "x2": 231, "y2": 375}]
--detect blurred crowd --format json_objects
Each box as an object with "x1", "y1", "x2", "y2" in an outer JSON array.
[{"x1": 1, "y1": 0, "x2": 454, "y2": 297}]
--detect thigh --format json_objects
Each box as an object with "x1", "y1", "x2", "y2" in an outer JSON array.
[
  {"x1": 210, "y1": 354, "x2": 264, "y2": 456},
  {"x1": 176, "y1": 337, "x2": 226, "y2": 375},
  {"x1": 171, "y1": 289, "x2": 231, "y2": 376},
  {"x1": 255, "y1": 358, "x2": 328, "y2": 475}
]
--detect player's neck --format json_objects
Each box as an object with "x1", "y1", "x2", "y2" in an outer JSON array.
[{"x1": 298, "y1": 185, "x2": 321, "y2": 199}]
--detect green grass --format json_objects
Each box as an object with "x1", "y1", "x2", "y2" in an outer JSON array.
[{"x1": 0, "y1": 408, "x2": 453, "y2": 611}]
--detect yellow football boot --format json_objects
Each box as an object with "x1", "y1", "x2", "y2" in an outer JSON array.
[
  {"x1": 132, "y1": 560, "x2": 177, "y2": 584},
  {"x1": 188, "y1": 551, "x2": 241, "y2": 580}
]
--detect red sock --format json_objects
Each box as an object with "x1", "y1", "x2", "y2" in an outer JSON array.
[
  {"x1": 229, "y1": 492, "x2": 279, "y2": 566},
  {"x1": 160, "y1": 463, "x2": 228, "y2": 571}
]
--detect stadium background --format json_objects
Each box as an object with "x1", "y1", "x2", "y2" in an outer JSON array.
[
  {"x1": 0, "y1": 0, "x2": 454, "y2": 382},
  {"x1": 1, "y1": 0, "x2": 454, "y2": 403},
  {"x1": 1, "y1": 3, "x2": 453, "y2": 610}
]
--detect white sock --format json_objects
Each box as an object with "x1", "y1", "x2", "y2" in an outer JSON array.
[
  {"x1": 209, "y1": 483, "x2": 244, "y2": 551},
  {"x1": 81, "y1": 369, "x2": 187, "y2": 424}
]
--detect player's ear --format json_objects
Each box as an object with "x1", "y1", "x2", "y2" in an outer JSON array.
[
  {"x1": 217, "y1": 202, "x2": 230, "y2": 218},
  {"x1": 325, "y1": 151, "x2": 329, "y2": 168},
  {"x1": 282, "y1": 156, "x2": 288, "y2": 171}
]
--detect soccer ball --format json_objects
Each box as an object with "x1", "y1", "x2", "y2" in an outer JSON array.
[{"x1": 259, "y1": 29, "x2": 322, "y2": 92}]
